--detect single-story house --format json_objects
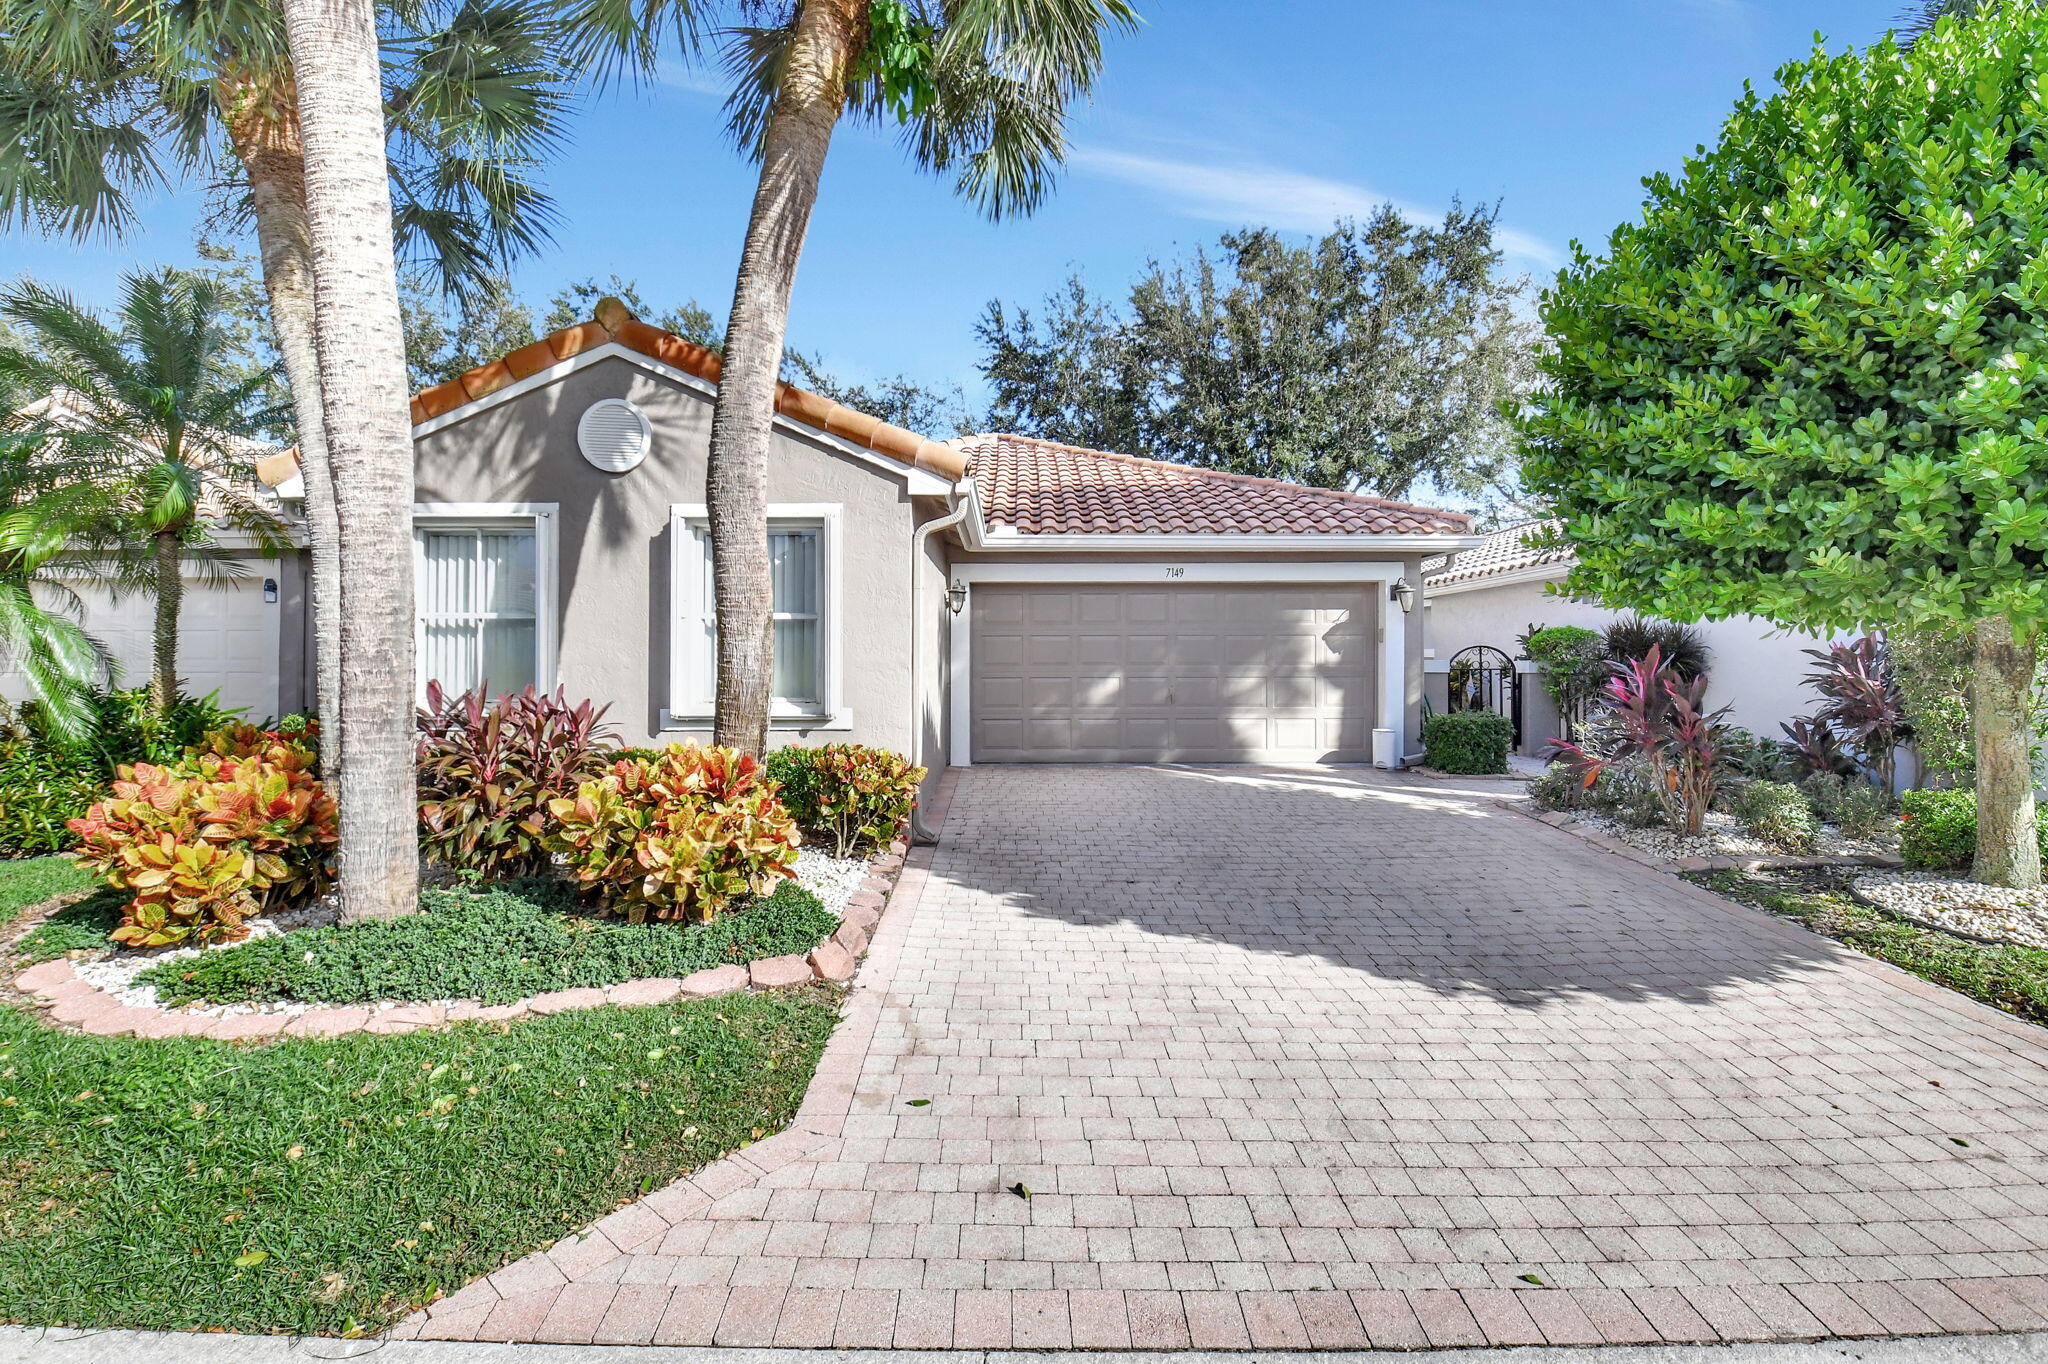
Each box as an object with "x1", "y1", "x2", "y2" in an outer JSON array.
[
  {"x1": 0, "y1": 391, "x2": 313, "y2": 722},
  {"x1": 256, "y1": 298, "x2": 1483, "y2": 783},
  {"x1": 1421, "y1": 519, "x2": 1838, "y2": 753}
]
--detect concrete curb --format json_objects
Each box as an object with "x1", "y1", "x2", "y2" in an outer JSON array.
[{"x1": 9, "y1": 842, "x2": 911, "y2": 1044}]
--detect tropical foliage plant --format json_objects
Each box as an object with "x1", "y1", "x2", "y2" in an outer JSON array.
[
  {"x1": 1602, "y1": 616, "x2": 1709, "y2": 684},
  {"x1": 540, "y1": 743, "x2": 801, "y2": 923},
  {"x1": 1555, "y1": 646, "x2": 1733, "y2": 835},
  {"x1": 1800, "y1": 636, "x2": 1911, "y2": 795},
  {"x1": 416, "y1": 682, "x2": 619, "y2": 877},
  {"x1": 67, "y1": 726, "x2": 337, "y2": 946},
  {"x1": 1517, "y1": 8, "x2": 2048, "y2": 884}
]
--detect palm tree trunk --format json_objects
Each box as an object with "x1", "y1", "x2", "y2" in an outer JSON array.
[
  {"x1": 221, "y1": 78, "x2": 345, "y2": 777},
  {"x1": 149, "y1": 529, "x2": 183, "y2": 714},
  {"x1": 709, "y1": 0, "x2": 868, "y2": 755},
  {"x1": 1971, "y1": 615, "x2": 2042, "y2": 889},
  {"x1": 278, "y1": 0, "x2": 419, "y2": 920}
]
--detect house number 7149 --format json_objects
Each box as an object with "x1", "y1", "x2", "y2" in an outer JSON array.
[{"x1": 1164, "y1": 566, "x2": 1185, "y2": 579}]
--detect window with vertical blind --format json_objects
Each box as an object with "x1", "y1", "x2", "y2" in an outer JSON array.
[
  {"x1": 669, "y1": 503, "x2": 842, "y2": 726},
  {"x1": 413, "y1": 508, "x2": 555, "y2": 700}
]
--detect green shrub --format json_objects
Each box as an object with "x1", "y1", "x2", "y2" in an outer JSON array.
[
  {"x1": 1518, "y1": 624, "x2": 1607, "y2": 720},
  {"x1": 1732, "y1": 780, "x2": 1819, "y2": 853},
  {"x1": 1527, "y1": 765, "x2": 1586, "y2": 811},
  {"x1": 1897, "y1": 788, "x2": 2048, "y2": 872},
  {"x1": 136, "y1": 878, "x2": 837, "y2": 1006},
  {"x1": 416, "y1": 683, "x2": 619, "y2": 877},
  {"x1": 1586, "y1": 756, "x2": 1667, "y2": 829},
  {"x1": 0, "y1": 688, "x2": 243, "y2": 856},
  {"x1": 1804, "y1": 772, "x2": 1895, "y2": 840},
  {"x1": 762, "y1": 745, "x2": 825, "y2": 828},
  {"x1": 1421, "y1": 710, "x2": 1514, "y2": 775},
  {"x1": 543, "y1": 743, "x2": 800, "y2": 923}
]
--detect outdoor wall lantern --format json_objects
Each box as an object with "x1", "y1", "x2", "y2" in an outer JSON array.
[
  {"x1": 946, "y1": 581, "x2": 968, "y2": 614},
  {"x1": 1390, "y1": 577, "x2": 1416, "y2": 614},
  {"x1": 263, "y1": 577, "x2": 279, "y2": 604}
]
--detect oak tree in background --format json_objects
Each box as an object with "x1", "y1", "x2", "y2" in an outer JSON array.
[
  {"x1": 1518, "y1": 9, "x2": 2048, "y2": 887},
  {"x1": 979, "y1": 208, "x2": 1540, "y2": 513},
  {"x1": 570, "y1": 0, "x2": 1138, "y2": 754}
]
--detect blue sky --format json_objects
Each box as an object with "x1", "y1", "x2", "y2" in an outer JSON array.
[{"x1": 10, "y1": 0, "x2": 1895, "y2": 404}]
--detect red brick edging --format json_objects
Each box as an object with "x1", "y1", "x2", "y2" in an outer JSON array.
[{"x1": 9, "y1": 840, "x2": 910, "y2": 1043}]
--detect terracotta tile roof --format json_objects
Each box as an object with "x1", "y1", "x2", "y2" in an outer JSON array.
[
  {"x1": 1421, "y1": 518, "x2": 1573, "y2": 586},
  {"x1": 16, "y1": 390, "x2": 297, "y2": 525},
  {"x1": 954, "y1": 432, "x2": 1473, "y2": 537},
  {"x1": 256, "y1": 297, "x2": 967, "y2": 488}
]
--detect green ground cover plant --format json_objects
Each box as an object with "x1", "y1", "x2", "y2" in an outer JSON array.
[
  {"x1": 1, "y1": 855, "x2": 122, "y2": 965},
  {"x1": 137, "y1": 879, "x2": 837, "y2": 1006},
  {"x1": 1695, "y1": 868, "x2": 2048, "y2": 1026},
  {"x1": 0, "y1": 989, "x2": 837, "y2": 1335}
]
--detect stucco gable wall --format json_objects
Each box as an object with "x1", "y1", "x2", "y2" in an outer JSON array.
[{"x1": 411, "y1": 354, "x2": 923, "y2": 746}]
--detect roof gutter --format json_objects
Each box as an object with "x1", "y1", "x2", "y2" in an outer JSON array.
[{"x1": 907, "y1": 480, "x2": 975, "y2": 846}]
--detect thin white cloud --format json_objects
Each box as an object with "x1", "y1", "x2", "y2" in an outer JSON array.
[
  {"x1": 654, "y1": 60, "x2": 726, "y2": 97},
  {"x1": 1069, "y1": 146, "x2": 1562, "y2": 272}
]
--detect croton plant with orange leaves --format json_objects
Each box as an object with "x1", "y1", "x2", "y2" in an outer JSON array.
[
  {"x1": 537, "y1": 742, "x2": 799, "y2": 924},
  {"x1": 67, "y1": 726, "x2": 337, "y2": 948}
]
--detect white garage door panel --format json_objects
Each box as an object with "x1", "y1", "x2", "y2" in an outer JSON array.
[
  {"x1": 1, "y1": 574, "x2": 281, "y2": 720},
  {"x1": 970, "y1": 583, "x2": 1375, "y2": 763}
]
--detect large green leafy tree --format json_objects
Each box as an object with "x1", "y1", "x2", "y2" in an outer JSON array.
[
  {"x1": 1517, "y1": 9, "x2": 2048, "y2": 888},
  {"x1": 570, "y1": 0, "x2": 1138, "y2": 754},
  {"x1": 0, "y1": 271, "x2": 289, "y2": 715},
  {"x1": 979, "y1": 208, "x2": 1539, "y2": 510}
]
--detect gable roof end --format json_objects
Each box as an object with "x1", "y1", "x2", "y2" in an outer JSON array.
[
  {"x1": 255, "y1": 297, "x2": 968, "y2": 488},
  {"x1": 1421, "y1": 518, "x2": 1573, "y2": 585},
  {"x1": 954, "y1": 432, "x2": 1473, "y2": 537}
]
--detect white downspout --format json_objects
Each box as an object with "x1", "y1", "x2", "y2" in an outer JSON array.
[{"x1": 908, "y1": 482, "x2": 971, "y2": 845}]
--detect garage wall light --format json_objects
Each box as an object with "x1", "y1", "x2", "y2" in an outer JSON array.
[
  {"x1": 263, "y1": 577, "x2": 278, "y2": 604},
  {"x1": 945, "y1": 581, "x2": 968, "y2": 614},
  {"x1": 1390, "y1": 578, "x2": 1416, "y2": 613}
]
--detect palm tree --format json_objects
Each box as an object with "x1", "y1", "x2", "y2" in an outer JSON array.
[
  {"x1": 570, "y1": 0, "x2": 1139, "y2": 753},
  {"x1": 0, "y1": 0, "x2": 569, "y2": 779},
  {"x1": 0, "y1": 368, "x2": 113, "y2": 739},
  {"x1": 276, "y1": 0, "x2": 420, "y2": 921},
  {"x1": 1896, "y1": 0, "x2": 2038, "y2": 41},
  {"x1": 0, "y1": 271, "x2": 289, "y2": 715}
]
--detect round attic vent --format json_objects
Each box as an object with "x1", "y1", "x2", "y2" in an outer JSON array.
[{"x1": 576, "y1": 398, "x2": 650, "y2": 473}]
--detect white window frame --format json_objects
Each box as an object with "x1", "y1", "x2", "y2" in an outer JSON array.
[
  {"x1": 411, "y1": 503, "x2": 559, "y2": 702},
  {"x1": 665, "y1": 502, "x2": 848, "y2": 731}
]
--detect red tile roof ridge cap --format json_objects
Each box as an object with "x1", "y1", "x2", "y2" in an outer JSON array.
[
  {"x1": 956, "y1": 431, "x2": 1471, "y2": 529},
  {"x1": 351, "y1": 299, "x2": 966, "y2": 483}
]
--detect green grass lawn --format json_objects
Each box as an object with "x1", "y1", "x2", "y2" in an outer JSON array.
[
  {"x1": 0, "y1": 855, "x2": 122, "y2": 966},
  {"x1": 0, "y1": 988, "x2": 839, "y2": 1335},
  {"x1": 1694, "y1": 868, "x2": 2048, "y2": 1026}
]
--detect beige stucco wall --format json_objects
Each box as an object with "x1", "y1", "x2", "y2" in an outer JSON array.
[
  {"x1": 412, "y1": 355, "x2": 945, "y2": 753},
  {"x1": 1423, "y1": 571, "x2": 1836, "y2": 747}
]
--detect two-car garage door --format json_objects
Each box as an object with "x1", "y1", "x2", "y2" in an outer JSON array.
[{"x1": 968, "y1": 583, "x2": 1376, "y2": 763}]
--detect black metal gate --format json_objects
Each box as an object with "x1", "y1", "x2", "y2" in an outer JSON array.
[{"x1": 1447, "y1": 644, "x2": 1521, "y2": 747}]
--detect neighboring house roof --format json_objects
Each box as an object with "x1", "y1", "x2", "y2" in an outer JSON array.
[
  {"x1": 14, "y1": 389, "x2": 297, "y2": 527},
  {"x1": 1422, "y1": 518, "x2": 1572, "y2": 586},
  {"x1": 255, "y1": 298, "x2": 967, "y2": 488},
  {"x1": 953, "y1": 432, "x2": 1473, "y2": 537}
]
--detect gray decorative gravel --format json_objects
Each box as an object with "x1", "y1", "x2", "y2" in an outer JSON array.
[{"x1": 1851, "y1": 869, "x2": 2048, "y2": 949}]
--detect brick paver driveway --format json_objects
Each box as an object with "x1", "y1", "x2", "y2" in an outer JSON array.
[{"x1": 411, "y1": 765, "x2": 2048, "y2": 1349}]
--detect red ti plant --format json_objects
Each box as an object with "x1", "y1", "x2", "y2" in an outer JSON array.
[
  {"x1": 417, "y1": 683, "x2": 619, "y2": 878},
  {"x1": 1800, "y1": 635, "x2": 1910, "y2": 796},
  {"x1": 1552, "y1": 645, "x2": 1734, "y2": 836}
]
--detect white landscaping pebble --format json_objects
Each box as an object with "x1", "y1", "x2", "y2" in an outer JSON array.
[
  {"x1": 1851, "y1": 870, "x2": 2048, "y2": 949},
  {"x1": 1568, "y1": 808, "x2": 1894, "y2": 862}
]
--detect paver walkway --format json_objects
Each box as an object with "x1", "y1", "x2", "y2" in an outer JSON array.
[{"x1": 408, "y1": 765, "x2": 2048, "y2": 1350}]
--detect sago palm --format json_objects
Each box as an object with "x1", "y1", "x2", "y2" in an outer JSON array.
[
  {"x1": 0, "y1": 270, "x2": 290, "y2": 716},
  {"x1": 567, "y1": 0, "x2": 1139, "y2": 752},
  {"x1": 0, "y1": 0, "x2": 570, "y2": 779}
]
